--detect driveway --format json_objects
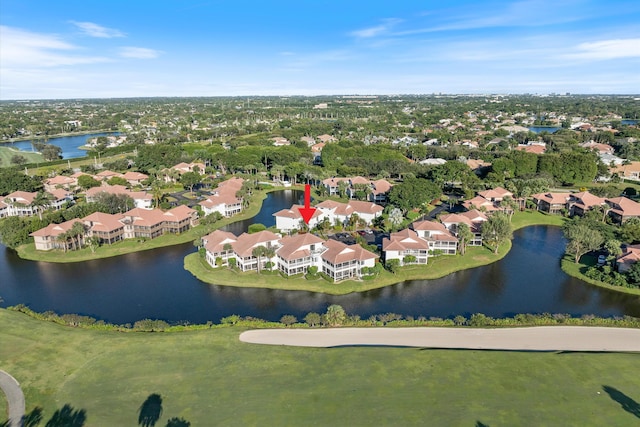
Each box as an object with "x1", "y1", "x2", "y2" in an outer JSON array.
[
  {"x1": 0, "y1": 370, "x2": 25, "y2": 427},
  {"x1": 240, "y1": 327, "x2": 640, "y2": 352}
]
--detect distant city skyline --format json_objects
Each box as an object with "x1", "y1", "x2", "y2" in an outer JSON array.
[{"x1": 1, "y1": 0, "x2": 639, "y2": 100}]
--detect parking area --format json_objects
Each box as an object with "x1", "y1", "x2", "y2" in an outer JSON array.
[{"x1": 329, "y1": 230, "x2": 388, "y2": 248}]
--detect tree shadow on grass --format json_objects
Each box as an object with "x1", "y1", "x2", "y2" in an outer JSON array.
[
  {"x1": 22, "y1": 407, "x2": 43, "y2": 427},
  {"x1": 603, "y1": 385, "x2": 640, "y2": 419},
  {"x1": 475, "y1": 422, "x2": 490, "y2": 427},
  {"x1": 166, "y1": 417, "x2": 191, "y2": 427},
  {"x1": 138, "y1": 393, "x2": 163, "y2": 427},
  {"x1": 45, "y1": 404, "x2": 86, "y2": 427}
]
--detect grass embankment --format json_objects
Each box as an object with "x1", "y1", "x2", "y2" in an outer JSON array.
[
  {"x1": 561, "y1": 254, "x2": 640, "y2": 297},
  {"x1": 185, "y1": 210, "x2": 564, "y2": 294},
  {"x1": 1, "y1": 308, "x2": 639, "y2": 426},
  {"x1": 16, "y1": 186, "x2": 297, "y2": 263},
  {"x1": 185, "y1": 242, "x2": 511, "y2": 295},
  {"x1": 0, "y1": 146, "x2": 44, "y2": 167}
]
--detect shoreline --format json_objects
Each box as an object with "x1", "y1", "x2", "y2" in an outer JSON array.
[
  {"x1": 184, "y1": 241, "x2": 512, "y2": 295},
  {"x1": 0, "y1": 129, "x2": 117, "y2": 144},
  {"x1": 560, "y1": 255, "x2": 640, "y2": 296}
]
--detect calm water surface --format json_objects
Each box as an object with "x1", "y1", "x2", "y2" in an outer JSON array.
[
  {"x1": 3, "y1": 132, "x2": 119, "y2": 159},
  {"x1": 1, "y1": 191, "x2": 639, "y2": 324}
]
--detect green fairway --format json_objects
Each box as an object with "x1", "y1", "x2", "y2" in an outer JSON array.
[
  {"x1": 0, "y1": 146, "x2": 43, "y2": 167},
  {"x1": 1, "y1": 309, "x2": 639, "y2": 426}
]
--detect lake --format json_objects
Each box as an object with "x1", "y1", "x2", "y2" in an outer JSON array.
[
  {"x1": 528, "y1": 126, "x2": 561, "y2": 134},
  {"x1": 1, "y1": 191, "x2": 639, "y2": 324},
  {"x1": 2, "y1": 132, "x2": 119, "y2": 159}
]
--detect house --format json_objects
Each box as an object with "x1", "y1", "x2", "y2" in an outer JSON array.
[
  {"x1": 616, "y1": 244, "x2": 640, "y2": 273},
  {"x1": 606, "y1": 197, "x2": 640, "y2": 223},
  {"x1": 466, "y1": 159, "x2": 492, "y2": 175},
  {"x1": 321, "y1": 239, "x2": 378, "y2": 282},
  {"x1": 322, "y1": 177, "x2": 350, "y2": 196},
  {"x1": 514, "y1": 144, "x2": 546, "y2": 154},
  {"x1": 30, "y1": 219, "x2": 83, "y2": 251},
  {"x1": 317, "y1": 134, "x2": 336, "y2": 144},
  {"x1": 610, "y1": 161, "x2": 640, "y2": 181},
  {"x1": 346, "y1": 200, "x2": 384, "y2": 224},
  {"x1": 3, "y1": 191, "x2": 37, "y2": 216},
  {"x1": 85, "y1": 185, "x2": 153, "y2": 209},
  {"x1": 580, "y1": 141, "x2": 614, "y2": 155},
  {"x1": 463, "y1": 196, "x2": 502, "y2": 212},
  {"x1": 531, "y1": 192, "x2": 571, "y2": 214},
  {"x1": 202, "y1": 230, "x2": 238, "y2": 267},
  {"x1": 199, "y1": 177, "x2": 246, "y2": 217},
  {"x1": 569, "y1": 191, "x2": 607, "y2": 216},
  {"x1": 121, "y1": 208, "x2": 167, "y2": 239},
  {"x1": 0, "y1": 200, "x2": 7, "y2": 218},
  {"x1": 370, "y1": 179, "x2": 392, "y2": 203},
  {"x1": 276, "y1": 233, "x2": 326, "y2": 276},
  {"x1": 44, "y1": 175, "x2": 76, "y2": 192},
  {"x1": 382, "y1": 229, "x2": 430, "y2": 265},
  {"x1": 273, "y1": 204, "x2": 323, "y2": 232},
  {"x1": 439, "y1": 210, "x2": 487, "y2": 246},
  {"x1": 94, "y1": 170, "x2": 124, "y2": 182},
  {"x1": 477, "y1": 187, "x2": 513, "y2": 203},
  {"x1": 162, "y1": 205, "x2": 199, "y2": 233},
  {"x1": 83, "y1": 212, "x2": 126, "y2": 245},
  {"x1": 172, "y1": 162, "x2": 206, "y2": 175},
  {"x1": 228, "y1": 230, "x2": 281, "y2": 272},
  {"x1": 47, "y1": 189, "x2": 74, "y2": 210},
  {"x1": 122, "y1": 171, "x2": 149, "y2": 186},
  {"x1": 272, "y1": 137, "x2": 290, "y2": 146},
  {"x1": 411, "y1": 220, "x2": 458, "y2": 255}
]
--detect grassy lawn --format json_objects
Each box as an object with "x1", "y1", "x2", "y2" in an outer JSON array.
[
  {"x1": 185, "y1": 243, "x2": 511, "y2": 295},
  {"x1": 1, "y1": 308, "x2": 639, "y2": 426},
  {"x1": 511, "y1": 210, "x2": 566, "y2": 230},
  {"x1": 0, "y1": 146, "x2": 44, "y2": 167},
  {"x1": 561, "y1": 254, "x2": 640, "y2": 297}
]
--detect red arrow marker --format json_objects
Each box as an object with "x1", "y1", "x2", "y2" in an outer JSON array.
[{"x1": 298, "y1": 184, "x2": 317, "y2": 225}]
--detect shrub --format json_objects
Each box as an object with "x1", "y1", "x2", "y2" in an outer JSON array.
[{"x1": 280, "y1": 315, "x2": 298, "y2": 326}]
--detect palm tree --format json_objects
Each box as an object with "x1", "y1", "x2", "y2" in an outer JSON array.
[
  {"x1": 70, "y1": 221, "x2": 87, "y2": 250},
  {"x1": 263, "y1": 246, "x2": 276, "y2": 270},
  {"x1": 456, "y1": 223, "x2": 473, "y2": 256},
  {"x1": 31, "y1": 191, "x2": 53, "y2": 220},
  {"x1": 252, "y1": 246, "x2": 266, "y2": 273}
]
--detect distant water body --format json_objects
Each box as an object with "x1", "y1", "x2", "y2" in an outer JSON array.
[{"x1": 3, "y1": 132, "x2": 119, "y2": 159}]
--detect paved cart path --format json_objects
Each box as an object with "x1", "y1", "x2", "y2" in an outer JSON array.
[
  {"x1": 240, "y1": 326, "x2": 640, "y2": 352},
  {"x1": 0, "y1": 370, "x2": 25, "y2": 427}
]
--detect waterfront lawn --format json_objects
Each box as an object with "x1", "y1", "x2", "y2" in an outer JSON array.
[
  {"x1": 184, "y1": 242, "x2": 511, "y2": 295},
  {"x1": 560, "y1": 254, "x2": 640, "y2": 296},
  {"x1": 2, "y1": 308, "x2": 640, "y2": 426},
  {"x1": 511, "y1": 210, "x2": 566, "y2": 230},
  {"x1": 0, "y1": 146, "x2": 43, "y2": 167}
]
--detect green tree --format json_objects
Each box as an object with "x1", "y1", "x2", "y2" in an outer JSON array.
[
  {"x1": 385, "y1": 258, "x2": 400, "y2": 274},
  {"x1": 252, "y1": 245, "x2": 266, "y2": 273},
  {"x1": 304, "y1": 312, "x2": 321, "y2": 327},
  {"x1": 563, "y1": 220, "x2": 604, "y2": 263},
  {"x1": 180, "y1": 171, "x2": 201, "y2": 195},
  {"x1": 107, "y1": 176, "x2": 128, "y2": 187},
  {"x1": 77, "y1": 175, "x2": 101, "y2": 190},
  {"x1": 31, "y1": 190, "x2": 53, "y2": 220},
  {"x1": 70, "y1": 221, "x2": 87, "y2": 250},
  {"x1": 325, "y1": 304, "x2": 346, "y2": 326},
  {"x1": 456, "y1": 222, "x2": 473, "y2": 255},
  {"x1": 280, "y1": 315, "x2": 298, "y2": 326},
  {"x1": 388, "y1": 177, "x2": 441, "y2": 213},
  {"x1": 10, "y1": 154, "x2": 27, "y2": 165},
  {"x1": 481, "y1": 212, "x2": 513, "y2": 254}
]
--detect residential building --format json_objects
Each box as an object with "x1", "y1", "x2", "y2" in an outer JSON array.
[
  {"x1": 44, "y1": 175, "x2": 76, "y2": 192},
  {"x1": 30, "y1": 219, "x2": 83, "y2": 251},
  {"x1": 202, "y1": 230, "x2": 238, "y2": 267},
  {"x1": 606, "y1": 197, "x2": 640, "y2": 223},
  {"x1": 83, "y1": 212, "x2": 126, "y2": 244},
  {"x1": 569, "y1": 191, "x2": 607, "y2": 216},
  {"x1": 276, "y1": 233, "x2": 326, "y2": 276},
  {"x1": 321, "y1": 239, "x2": 378, "y2": 282},
  {"x1": 274, "y1": 200, "x2": 383, "y2": 233},
  {"x1": 382, "y1": 229, "x2": 430, "y2": 265},
  {"x1": 411, "y1": 220, "x2": 458, "y2": 255},
  {"x1": 440, "y1": 210, "x2": 488, "y2": 245},
  {"x1": 228, "y1": 230, "x2": 281, "y2": 272},
  {"x1": 610, "y1": 161, "x2": 640, "y2": 181},
  {"x1": 199, "y1": 177, "x2": 245, "y2": 217},
  {"x1": 617, "y1": 244, "x2": 640, "y2": 273},
  {"x1": 85, "y1": 185, "x2": 153, "y2": 209},
  {"x1": 531, "y1": 192, "x2": 571, "y2": 214},
  {"x1": 273, "y1": 204, "x2": 322, "y2": 233},
  {"x1": 122, "y1": 171, "x2": 149, "y2": 186}
]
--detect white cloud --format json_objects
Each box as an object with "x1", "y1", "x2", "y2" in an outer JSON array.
[
  {"x1": 70, "y1": 21, "x2": 125, "y2": 38},
  {"x1": 350, "y1": 18, "x2": 402, "y2": 38},
  {"x1": 567, "y1": 38, "x2": 640, "y2": 60},
  {"x1": 0, "y1": 25, "x2": 110, "y2": 67},
  {"x1": 119, "y1": 47, "x2": 163, "y2": 59}
]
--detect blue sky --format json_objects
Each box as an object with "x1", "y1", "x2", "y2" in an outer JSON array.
[{"x1": 1, "y1": 0, "x2": 639, "y2": 99}]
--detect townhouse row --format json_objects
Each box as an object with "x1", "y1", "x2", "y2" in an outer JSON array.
[
  {"x1": 202, "y1": 230, "x2": 378, "y2": 282},
  {"x1": 30, "y1": 205, "x2": 199, "y2": 251},
  {"x1": 273, "y1": 199, "x2": 384, "y2": 232},
  {"x1": 0, "y1": 189, "x2": 74, "y2": 218},
  {"x1": 531, "y1": 191, "x2": 640, "y2": 222}
]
